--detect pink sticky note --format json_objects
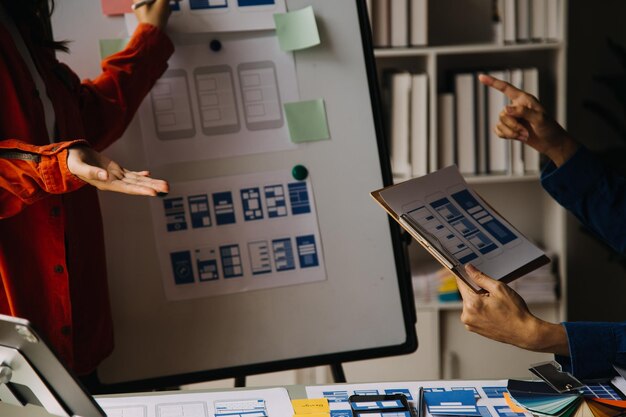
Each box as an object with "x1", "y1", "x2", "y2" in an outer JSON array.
[{"x1": 101, "y1": 0, "x2": 133, "y2": 15}]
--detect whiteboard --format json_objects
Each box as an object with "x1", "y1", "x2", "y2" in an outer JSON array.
[{"x1": 51, "y1": 0, "x2": 416, "y2": 390}]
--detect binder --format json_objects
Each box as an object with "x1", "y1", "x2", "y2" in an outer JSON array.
[
  {"x1": 371, "y1": 166, "x2": 550, "y2": 293},
  {"x1": 390, "y1": 0, "x2": 409, "y2": 47},
  {"x1": 455, "y1": 73, "x2": 476, "y2": 175},
  {"x1": 390, "y1": 72, "x2": 412, "y2": 177},
  {"x1": 410, "y1": 73, "x2": 429, "y2": 177},
  {"x1": 437, "y1": 93, "x2": 455, "y2": 169}
]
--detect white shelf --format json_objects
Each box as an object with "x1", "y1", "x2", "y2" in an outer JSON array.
[
  {"x1": 416, "y1": 300, "x2": 558, "y2": 312},
  {"x1": 374, "y1": 41, "x2": 563, "y2": 58},
  {"x1": 393, "y1": 173, "x2": 541, "y2": 185}
]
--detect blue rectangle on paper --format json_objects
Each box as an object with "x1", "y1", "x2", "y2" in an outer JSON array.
[
  {"x1": 355, "y1": 390, "x2": 380, "y2": 396},
  {"x1": 482, "y1": 387, "x2": 507, "y2": 399},
  {"x1": 188, "y1": 194, "x2": 211, "y2": 229},
  {"x1": 241, "y1": 187, "x2": 264, "y2": 221},
  {"x1": 272, "y1": 238, "x2": 295, "y2": 271},
  {"x1": 264, "y1": 184, "x2": 288, "y2": 218},
  {"x1": 452, "y1": 190, "x2": 517, "y2": 245},
  {"x1": 196, "y1": 248, "x2": 219, "y2": 281},
  {"x1": 220, "y1": 244, "x2": 243, "y2": 278},
  {"x1": 478, "y1": 406, "x2": 493, "y2": 417},
  {"x1": 430, "y1": 198, "x2": 462, "y2": 221},
  {"x1": 190, "y1": 0, "x2": 228, "y2": 9},
  {"x1": 459, "y1": 253, "x2": 479, "y2": 264},
  {"x1": 170, "y1": 0, "x2": 181, "y2": 10},
  {"x1": 164, "y1": 197, "x2": 187, "y2": 232},
  {"x1": 330, "y1": 411, "x2": 352, "y2": 417},
  {"x1": 451, "y1": 387, "x2": 480, "y2": 399},
  {"x1": 288, "y1": 182, "x2": 311, "y2": 215},
  {"x1": 213, "y1": 191, "x2": 236, "y2": 225},
  {"x1": 170, "y1": 251, "x2": 194, "y2": 285},
  {"x1": 296, "y1": 235, "x2": 319, "y2": 268},
  {"x1": 238, "y1": 0, "x2": 274, "y2": 6},
  {"x1": 323, "y1": 391, "x2": 349, "y2": 403},
  {"x1": 384, "y1": 389, "x2": 413, "y2": 400},
  {"x1": 424, "y1": 390, "x2": 480, "y2": 416}
]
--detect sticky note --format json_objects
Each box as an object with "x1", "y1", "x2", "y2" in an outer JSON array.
[
  {"x1": 284, "y1": 99, "x2": 330, "y2": 143},
  {"x1": 292, "y1": 398, "x2": 330, "y2": 414},
  {"x1": 99, "y1": 38, "x2": 130, "y2": 60},
  {"x1": 273, "y1": 6, "x2": 321, "y2": 52},
  {"x1": 503, "y1": 392, "x2": 528, "y2": 413},
  {"x1": 101, "y1": 0, "x2": 132, "y2": 15},
  {"x1": 292, "y1": 414, "x2": 330, "y2": 417}
]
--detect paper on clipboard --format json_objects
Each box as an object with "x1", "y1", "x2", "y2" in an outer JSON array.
[{"x1": 371, "y1": 165, "x2": 549, "y2": 293}]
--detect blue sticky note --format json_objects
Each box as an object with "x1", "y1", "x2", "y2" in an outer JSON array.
[
  {"x1": 273, "y1": 6, "x2": 320, "y2": 52},
  {"x1": 424, "y1": 390, "x2": 481, "y2": 416}
]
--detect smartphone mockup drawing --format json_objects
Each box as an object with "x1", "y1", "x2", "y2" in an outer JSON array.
[
  {"x1": 237, "y1": 61, "x2": 284, "y2": 131},
  {"x1": 151, "y1": 68, "x2": 196, "y2": 140},
  {"x1": 194, "y1": 65, "x2": 241, "y2": 136}
]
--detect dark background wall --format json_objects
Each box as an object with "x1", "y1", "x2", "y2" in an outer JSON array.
[{"x1": 565, "y1": 1, "x2": 626, "y2": 321}]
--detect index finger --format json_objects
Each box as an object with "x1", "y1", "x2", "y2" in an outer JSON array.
[
  {"x1": 478, "y1": 74, "x2": 526, "y2": 102},
  {"x1": 455, "y1": 276, "x2": 476, "y2": 300}
]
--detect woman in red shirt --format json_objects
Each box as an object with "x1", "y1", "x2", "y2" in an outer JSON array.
[{"x1": 0, "y1": 0, "x2": 174, "y2": 382}]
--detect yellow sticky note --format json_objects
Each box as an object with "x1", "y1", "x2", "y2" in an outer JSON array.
[
  {"x1": 293, "y1": 413, "x2": 329, "y2": 417},
  {"x1": 291, "y1": 398, "x2": 330, "y2": 414}
]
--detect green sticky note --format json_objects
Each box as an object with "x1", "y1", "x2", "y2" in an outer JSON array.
[
  {"x1": 99, "y1": 38, "x2": 129, "y2": 60},
  {"x1": 273, "y1": 6, "x2": 321, "y2": 52},
  {"x1": 284, "y1": 99, "x2": 330, "y2": 143}
]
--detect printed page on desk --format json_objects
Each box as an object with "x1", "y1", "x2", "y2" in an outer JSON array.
[
  {"x1": 306, "y1": 380, "x2": 532, "y2": 417},
  {"x1": 96, "y1": 387, "x2": 292, "y2": 417},
  {"x1": 371, "y1": 165, "x2": 549, "y2": 291}
]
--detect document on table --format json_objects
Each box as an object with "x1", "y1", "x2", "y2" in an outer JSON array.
[
  {"x1": 371, "y1": 165, "x2": 549, "y2": 292},
  {"x1": 96, "y1": 387, "x2": 293, "y2": 417}
]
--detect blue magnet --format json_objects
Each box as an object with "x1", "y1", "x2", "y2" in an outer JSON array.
[{"x1": 292, "y1": 165, "x2": 309, "y2": 181}]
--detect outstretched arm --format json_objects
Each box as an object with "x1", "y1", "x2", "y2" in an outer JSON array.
[
  {"x1": 478, "y1": 74, "x2": 579, "y2": 167},
  {"x1": 0, "y1": 140, "x2": 168, "y2": 219}
]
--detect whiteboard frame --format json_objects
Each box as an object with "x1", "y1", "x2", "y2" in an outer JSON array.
[{"x1": 85, "y1": 0, "x2": 417, "y2": 393}]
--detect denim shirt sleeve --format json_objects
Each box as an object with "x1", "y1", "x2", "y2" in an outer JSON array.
[
  {"x1": 555, "y1": 322, "x2": 626, "y2": 379},
  {"x1": 541, "y1": 147, "x2": 626, "y2": 254}
]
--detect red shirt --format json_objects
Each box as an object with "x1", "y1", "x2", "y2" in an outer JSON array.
[{"x1": 0, "y1": 22, "x2": 174, "y2": 374}]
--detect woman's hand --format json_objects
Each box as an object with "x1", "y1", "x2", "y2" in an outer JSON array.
[
  {"x1": 479, "y1": 74, "x2": 579, "y2": 167},
  {"x1": 132, "y1": 0, "x2": 173, "y2": 30},
  {"x1": 67, "y1": 146, "x2": 169, "y2": 196},
  {"x1": 456, "y1": 264, "x2": 569, "y2": 355}
]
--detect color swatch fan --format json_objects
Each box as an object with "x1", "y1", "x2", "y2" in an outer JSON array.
[{"x1": 506, "y1": 380, "x2": 626, "y2": 417}]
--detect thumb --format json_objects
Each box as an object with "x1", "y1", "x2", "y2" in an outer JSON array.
[
  {"x1": 506, "y1": 105, "x2": 544, "y2": 125},
  {"x1": 74, "y1": 162, "x2": 108, "y2": 182},
  {"x1": 464, "y1": 264, "x2": 500, "y2": 293}
]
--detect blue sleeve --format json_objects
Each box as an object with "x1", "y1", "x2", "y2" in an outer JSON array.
[
  {"x1": 555, "y1": 322, "x2": 626, "y2": 379},
  {"x1": 541, "y1": 147, "x2": 626, "y2": 254}
]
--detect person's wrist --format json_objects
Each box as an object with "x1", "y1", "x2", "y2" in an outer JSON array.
[
  {"x1": 544, "y1": 136, "x2": 580, "y2": 167},
  {"x1": 524, "y1": 320, "x2": 569, "y2": 355}
]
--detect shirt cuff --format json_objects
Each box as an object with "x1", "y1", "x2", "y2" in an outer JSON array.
[
  {"x1": 541, "y1": 147, "x2": 607, "y2": 207},
  {"x1": 560, "y1": 322, "x2": 621, "y2": 380}
]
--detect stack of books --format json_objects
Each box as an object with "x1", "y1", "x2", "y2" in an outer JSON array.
[
  {"x1": 496, "y1": 0, "x2": 563, "y2": 45},
  {"x1": 383, "y1": 67, "x2": 542, "y2": 179}
]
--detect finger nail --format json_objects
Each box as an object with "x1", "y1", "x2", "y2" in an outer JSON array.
[
  {"x1": 97, "y1": 171, "x2": 107, "y2": 180},
  {"x1": 506, "y1": 105, "x2": 515, "y2": 114},
  {"x1": 465, "y1": 264, "x2": 476, "y2": 273}
]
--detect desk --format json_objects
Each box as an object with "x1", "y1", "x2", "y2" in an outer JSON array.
[
  {"x1": 7, "y1": 378, "x2": 626, "y2": 417},
  {"x1": 5, "y1": 379, "x2": 513, "y2": 417}
]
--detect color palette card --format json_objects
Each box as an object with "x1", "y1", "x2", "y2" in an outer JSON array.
[
  {"x1": 507, "y1": 380, "x2": 582, "y2": 416},
  {"x1": 423, "y1": 390, "x2": 481, "y2": 416}
]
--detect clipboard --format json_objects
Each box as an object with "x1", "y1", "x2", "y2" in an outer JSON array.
[{"x1": 371, "y1": 166, "x2": 550, "y2": 293}]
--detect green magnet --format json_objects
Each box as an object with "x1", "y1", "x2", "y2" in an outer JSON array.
[{"x1": 292, "y1": 165, "x2": 309, "y2": 181}]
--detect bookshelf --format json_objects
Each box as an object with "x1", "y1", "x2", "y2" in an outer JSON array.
[{"x1": 342, "y1": 0, "x2": 569, "y2": 382}]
